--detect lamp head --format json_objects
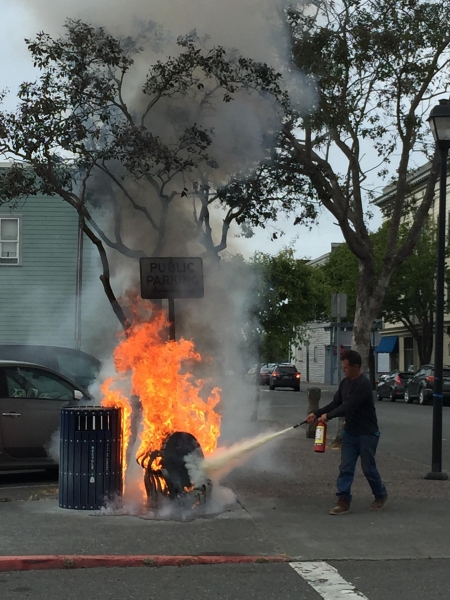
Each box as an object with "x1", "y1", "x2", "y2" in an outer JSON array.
[{"x1": 428, "y1": 99, "x2": 450, "y2": 149}]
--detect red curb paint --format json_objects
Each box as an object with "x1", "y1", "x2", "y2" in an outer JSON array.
[{"x1": 0, "y1": 555, "x2": 288, "y2": 572}]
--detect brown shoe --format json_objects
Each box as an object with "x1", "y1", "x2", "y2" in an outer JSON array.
[
  {"x1": 369, "y1": 495, "x2": 388, "y2": 511},
  {"x1": 329, "y1": 498, "x2": 350, "y2": 515}
]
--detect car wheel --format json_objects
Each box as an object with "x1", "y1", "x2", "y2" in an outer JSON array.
[
  {"x1": 404, "y1": 389, "x2": 412, "y2": 403},
  {"x1": 389, "y1": 390, "x2": 397, "y2": 402},
  {"x1": 376, "y1": 391, "x2": 382, "y2": 401},
  {"x1": 419, "y1": 387, "x2": 429, "y2": 406},
  {"x1": 269, "y1": 385, "x2": 275, "y2": 390},
  {"x1": 293, "y1": 386, "x2": 300, "y2": 392}
]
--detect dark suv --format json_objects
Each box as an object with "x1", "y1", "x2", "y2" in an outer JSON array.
[
  {"x1": 0, "y1": 345, "x2": 100, "y2": 390},
  {"x1": 269, "y1": 364, "x2": 301, "y2": 391},
  {"x1": 404, "y1": 364, "x2": 450, "y2": 405}
]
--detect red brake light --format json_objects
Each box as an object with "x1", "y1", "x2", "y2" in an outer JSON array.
[
  {"x1": 394, "y1": 375, "x2": 401, "y2": 385},
  {"x1": 272, "y1": 371, "x2": 279, "y2": 377},
  {"x1": 296, "y1": 373, "x2": 300, "y2": 379},
  {"x1": 426, "y1": 376, "x2": 435, "y2": 382}
]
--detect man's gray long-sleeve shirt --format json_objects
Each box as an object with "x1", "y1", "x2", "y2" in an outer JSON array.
[{"x1": 314, "y1": 374, "x2": 379, "y2": 435}]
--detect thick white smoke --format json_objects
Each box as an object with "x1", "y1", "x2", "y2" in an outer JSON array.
[
  {"x1": 7, "y1": 0, "x2": 315, "y2": 519},
  {"x1": 15, "y1": 0, "x2": 297, "y2": 63}
]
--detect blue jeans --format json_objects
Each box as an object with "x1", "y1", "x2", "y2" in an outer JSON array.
[{"x1": 337, "y1": 430, "x2": 387, "y2": 503}]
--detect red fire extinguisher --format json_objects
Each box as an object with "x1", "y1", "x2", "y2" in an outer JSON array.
[{"x1": 314, "y1": 420, "x2": 327, "y2": 453}]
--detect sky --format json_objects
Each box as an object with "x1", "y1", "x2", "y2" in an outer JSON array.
[{"x1": 0, "y1": 1, "x2": 383, "y2": 262}]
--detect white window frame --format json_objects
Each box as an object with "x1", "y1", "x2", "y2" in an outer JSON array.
[{"x1": 0, "y1": 215, "x2": 22, "y2": 266}]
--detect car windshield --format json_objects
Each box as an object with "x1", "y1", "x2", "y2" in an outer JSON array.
[{"x1": 57, "y1": 352, "x2": 99, "y2": 386}]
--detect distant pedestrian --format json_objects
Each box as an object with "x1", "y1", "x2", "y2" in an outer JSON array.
[{"x1": 306, "y1": 350, "x2": 388, "y2": 515}]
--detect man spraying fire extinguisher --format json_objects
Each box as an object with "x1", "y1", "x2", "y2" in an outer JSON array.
[{"x1": 306, "y1": 349, "x2": 388, "y2": 516}]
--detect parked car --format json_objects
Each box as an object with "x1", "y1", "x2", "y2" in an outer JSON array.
[
  {"x1": 269, "y1": 364, "x2": 301, "y2": 391},
  {"x1": 259, "y1": 365, "x2": 274, "y2": 385},
  {"x1": 0, "y1": 345, "x2": 101, "y2": 389},
  {"x1": 0, "y1": 360, "x2": 92, "y2": 472},
  {"x1": 404, "y1": 364, "x2": 450, "y2": 405},
  {"x1": 376, "y1": 370, "x2": 414, "y2": 402}
]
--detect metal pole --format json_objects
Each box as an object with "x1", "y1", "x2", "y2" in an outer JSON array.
[
  {"x1": 306, "y1": 342, "x2": 310, "y2": 383},
  {"x1": 74, "y1": 216, "x2": 83, "y2": 350},
  {"x1": 168, "y1": 297, "x2": 176, "y2": 341},
  {"x1": 426, "y1": 145, "x2": 448, "y2": 480},
  {"x1": 336, "y1": 295, "x2": 341, "y2": 383},
  {"x1": 329, "y1": 326, "x2": 334, "y2": 385}
]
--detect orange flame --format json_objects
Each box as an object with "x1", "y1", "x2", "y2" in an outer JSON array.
[
  {"x1": 101, "y1": 301, "x2": 221, "y2": 479},
  {"x1": 101, "y1": 377, "x2": 133, "y2": 476}
]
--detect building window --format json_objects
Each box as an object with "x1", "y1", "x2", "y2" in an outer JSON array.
[
  {"x1": 404, "y1": 337, "x2": 414, "y2": 371},
  {"x1": 0, "y1": 217, "x2": 21, "y2": 265}
]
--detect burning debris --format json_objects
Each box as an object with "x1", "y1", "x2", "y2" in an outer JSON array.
[{"x1": 138, "y1": 431, "x2": 212, "y2": 510}]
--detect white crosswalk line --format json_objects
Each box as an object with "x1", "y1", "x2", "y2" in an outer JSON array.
[{"x1": 290, "y1": 561, "x2": 369, "y2": 599}]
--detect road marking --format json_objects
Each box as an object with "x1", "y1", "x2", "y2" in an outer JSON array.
[{"x1": 290, "y1": 561, "x2": 368, "y2": 599}]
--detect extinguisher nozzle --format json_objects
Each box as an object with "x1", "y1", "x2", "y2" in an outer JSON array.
[{"x1": 292, "y1": 420, "x2": 307, "y2": 429}]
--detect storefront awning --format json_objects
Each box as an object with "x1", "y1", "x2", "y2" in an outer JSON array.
[{"x1": 375, "y1": 336, "x2": 399, "y2": 354}]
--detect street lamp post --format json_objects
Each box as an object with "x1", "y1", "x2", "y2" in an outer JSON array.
[{"x1": 425, "y1": 99, "x2": 450, "y2": 481}]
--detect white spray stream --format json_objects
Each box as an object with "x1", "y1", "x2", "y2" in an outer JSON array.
[{"x1": 185, "y1": 426, "x2": 295, "y2": 486}]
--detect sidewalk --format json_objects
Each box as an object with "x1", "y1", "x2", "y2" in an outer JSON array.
[{"x1": 1, "y1": 427, "x2": 450, "y2": 568}]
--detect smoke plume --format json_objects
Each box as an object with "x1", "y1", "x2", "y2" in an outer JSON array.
[{"x1": 7, "y1": 1, "x2": 314, "y2": 518}]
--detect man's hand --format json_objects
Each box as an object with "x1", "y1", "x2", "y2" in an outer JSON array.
[
  {"x1": 306, "y1": 413, "x2": 316, "y2": 424},
  {"x1": 318, "y1": 414, "x2": 328, "y2": 423}
]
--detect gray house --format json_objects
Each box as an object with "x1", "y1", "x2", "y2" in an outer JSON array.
[
  {"x1": 0, "y1": 181, "x2": 118, "y2": 357},
  {"x1": 292, "y1": 321, "x2": 354, "y2": 385},
  {"x1": 291, "y1": 243, "x2": 383, "y2": 385}
]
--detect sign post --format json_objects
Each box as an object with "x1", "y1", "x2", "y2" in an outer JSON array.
[{"x1": 140, "y1": 257, "x2": 204, "y2": 341}]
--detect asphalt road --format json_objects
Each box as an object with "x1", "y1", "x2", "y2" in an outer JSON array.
[
  {"x1": 259, "y1": 385, "x2": 450, "y2": 468},
  {"x1": 2, "y1": 385, "x2": 450, "y2": 600},
  {"x1": 2, "y1": 560, "x2": 450, "y2": 600}
]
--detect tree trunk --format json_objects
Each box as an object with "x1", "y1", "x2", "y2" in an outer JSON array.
[
  {"x1": 81, "y1": 220, "x2": 131, "y2": 333},
  {"x1": 368, "y1": 343, "x2": 376, "y2": 389},
  {"x1": 330, "y1": 417, "x2": 345, "y2": 450},
  {"x1": 352, "y1": 265, "x2": 389, "y2": 371}
]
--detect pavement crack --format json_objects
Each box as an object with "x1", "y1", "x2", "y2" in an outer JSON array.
[{"x1": 236, "y1": 497, "x2": 288, "y2": 557}]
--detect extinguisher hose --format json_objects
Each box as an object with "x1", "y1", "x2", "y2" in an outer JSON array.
[{"x1": 292, "y1": 419, "x2": 308, "y2": 429}]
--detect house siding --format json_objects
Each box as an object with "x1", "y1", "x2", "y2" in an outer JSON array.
[
  {"x1": 0, "y1": 196, "x2": 78, "y2": 345},
  {"x1": 293, "y1": 322, "x2": 361, "y2": 385},
  {"x1": 79, "y1": 240, "x2": 120, "y2": 357},
  {"x1": 0, "y1": 195, "x2": 119, "y2": 355}
]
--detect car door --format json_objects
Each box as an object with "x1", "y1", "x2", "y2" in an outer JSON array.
[
  {"x1": 0, "y1": 365, "x2": 79, "y2": 461},
  {"x1": 409, "y1": 368, "x2": 423, "y2": 397}
]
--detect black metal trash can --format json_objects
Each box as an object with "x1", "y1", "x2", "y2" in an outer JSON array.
[{"x1": 59, "y1": 406, "x2": 123, "y2": 510}]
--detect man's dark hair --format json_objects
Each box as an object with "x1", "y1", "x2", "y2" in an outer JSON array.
[{"x1": 341, "y1": 350, "x2": 362, "y2": 367}]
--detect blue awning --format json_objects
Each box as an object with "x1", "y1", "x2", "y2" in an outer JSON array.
[{"x1": 375, "y1": 336, "x2": 399, "y2": 354}]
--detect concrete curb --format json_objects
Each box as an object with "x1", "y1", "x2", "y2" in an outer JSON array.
[{"x1": 0, "y1": 554, "x2": 289, "y2": 572}]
